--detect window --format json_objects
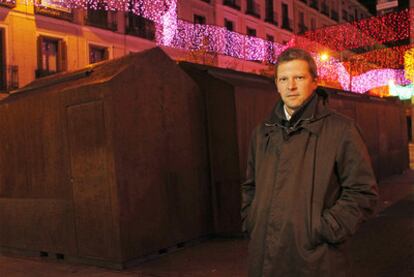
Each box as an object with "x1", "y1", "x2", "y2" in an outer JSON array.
[
  {"x1": 86, "y1": 0, "x2": 117, "y2": 31},
  {"x1": 0, "y1": 28, "x2": 5, "y2": 90},
  {"x1": 36, "y1": 36, "x2": 67, "y2": 78},
  {"x1": 246, "y1": 27, "x2": 256, "y2": 37},
  {"x1": 194, "y1": 14, "x2": 206, "y2": 24},
  {"x1": 224, "y1": 19, "x2": 234, "y2": 31},
  {"x1": 298, "y1": 12, "x2": 307, "y2": 34},
  {"x1": 311, "y1": 18, "x2": 316, "y2": 30},
  {"x1": 0, "y1": 29, "x2": 18, "y2": 91},
  {"x1": 246, "y1": 0, "x2": 260, "y2": 18},
  {"x1": 281, "y1": 3, "x2": 292, "y2": 31},
  {"x1": 126, "y1": 14, "x2": 156, "y2": 40},
  {"x1": 265, "y1": 0, "x2": 277, "y2": 25},
  {"x1": 223, "y1": 0, "x2": 241, "y2": 10},
  {"x1": 342, "y1": 9, "x2": 348, "y2": 21},
  {"x1": 265, "y1": 35, "x2": 274, "y2": 63},
  {"x1": 125, "y1": 1, "x2": 155, "y2": 40},
  {"x1": 89, "y1": 45, "x2": 109, "y2": 64},
  {"x1": 310, "y1": 0, "x2": 318, "y2": 10},
  {"x1": 321, "y1": 1, "x2": 329, "y2": 16}
]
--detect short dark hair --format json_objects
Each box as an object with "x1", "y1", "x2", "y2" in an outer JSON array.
[{"x1": 274, "y1": 48, "x2": 318, "y2": 80}]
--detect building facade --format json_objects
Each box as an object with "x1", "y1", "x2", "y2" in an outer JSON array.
[{"x1": 0, "y1": 0, "x2": 372, "y2": 92}]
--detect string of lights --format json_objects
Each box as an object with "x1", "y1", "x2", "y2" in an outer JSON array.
[
  {"x1": 4, "y1": 0, "x2": 412, "y2": 95},
  {"x1": 302, "y1": 8, "x2": 412, "y2": 51}
]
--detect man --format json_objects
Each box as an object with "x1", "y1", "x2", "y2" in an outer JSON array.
[{"x1": 241, "y1": 48, "x2": 378, "y2": 276}]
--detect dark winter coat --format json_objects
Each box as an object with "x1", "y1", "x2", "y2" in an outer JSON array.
[{"x1": 241, "y1": 91, "x2": 378, "y2": 277}]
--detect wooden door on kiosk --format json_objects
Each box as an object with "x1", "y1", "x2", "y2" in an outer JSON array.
[{"x1": 67, "y1": 100, "x2": 115, "y2": 259}]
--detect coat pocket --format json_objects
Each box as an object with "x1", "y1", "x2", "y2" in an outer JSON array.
[{"x1": 320, "y1": 211, "x2": 347, "y2": 244}]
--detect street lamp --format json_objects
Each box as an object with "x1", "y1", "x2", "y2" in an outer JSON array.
[{"x1": 320, "y1": 52, "x2": 329, "y2": 62}]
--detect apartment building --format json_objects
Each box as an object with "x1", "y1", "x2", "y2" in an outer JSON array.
[
  {"x1": 0, "y1": 0, "x2": 372, "y2": 92},
  {"x1": 180, "y1": 0, "x2": 371, "y2": 41}
]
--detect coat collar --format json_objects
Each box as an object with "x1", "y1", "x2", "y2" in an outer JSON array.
[{"x1": 264, "y1": 88, "x2": 331, "y2": 135}]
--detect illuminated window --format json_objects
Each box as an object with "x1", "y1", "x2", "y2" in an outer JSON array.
[
  {"x1": 89, "y1": 45, "x2": 109, "y2": 64},
  {"x1": 0, "y1": 0, "x2": 16, "y2": 8},
  {"x1": 38, "y1": 0, "x2": 71, "y2": 13},
  {"x1": 35, "y1": 0, "x2": 73, "y2": 21},
  {"x1": 36, "y1": 36, "x2": 67, "y2": 78}
]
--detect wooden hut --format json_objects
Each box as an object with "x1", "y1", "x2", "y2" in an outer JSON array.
[
  {"x1": 0, "y1": 48, "x2": 212, "y2": 268},
  {"x1": 180, "y1": 62, "x2": 409, "y2": 234},
  {"x1": 0, "y1": 48, "x2": 408, "y2": 267}
]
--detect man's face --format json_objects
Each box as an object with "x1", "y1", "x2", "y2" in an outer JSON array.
[{"x1": 275, "y1": 59, "x2": 317, "y2": 115}]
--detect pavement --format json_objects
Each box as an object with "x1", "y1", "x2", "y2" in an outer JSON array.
[{"x1": 0, "y1": 170, "x2": 413, "y2": 277}]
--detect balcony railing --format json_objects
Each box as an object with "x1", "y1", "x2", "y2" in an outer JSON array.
[
  {"x1": 34, "y1": 5, "x2": 73, "y2": 21},
  {"x1": 126, "y1": 14, "x2": 156, "y2": 41},
  {"x1": 281, "y1": 18, "x2": 293, "y2": 31},
  {"x1": 265, "y1": 12, "x2": 278, "y2": 26},
  {"x1": 85, "y1": 10, "x2": 117, "y2": 31},
  {"x1": 35, "y1": 68, "x2": 58, "y2": 79},
  {"x1": 223, "y1": 0, "x2": 240, "y2": 10},
  {"x1": 246, "y1": 1, "x2": 260, "y2": 18}
]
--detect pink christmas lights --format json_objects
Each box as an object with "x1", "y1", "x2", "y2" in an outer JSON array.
[{"x1": 4, "y1": 0, "x2": 411, "y2": 94}]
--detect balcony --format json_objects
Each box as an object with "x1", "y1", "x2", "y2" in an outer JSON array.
[
  {"x1": 265, "y1": 12, "x2": 278, "y2": 26},
  {"x1": 35, "y1": 68, "x2": 57, "y2": 79},
  {"x1": 34, "y1": 5, "x2": 73, "y2": 22},
  {"x1": 0, "y1": 0, "x2": 15, "y2": 8},
  {"x1": 223, "y1": 0, "x2": 240, "y2": 10},
  {"x1": 281, "y1": 19, "x2": 293, "y2": 31},
  {"x1": 126, "y1": 14, "x2": 156, "y2": 41},
  {"x1": 246, "y1": 1, "x2": 260, "y2": 18},
  {"x1": 85, "y1": 12, "x2": 117, "y2": 31},
  {"x1": 310, "y1": 0, "x2": 318, "y2": 10}
]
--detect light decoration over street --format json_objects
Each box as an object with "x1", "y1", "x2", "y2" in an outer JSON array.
[
  {"x1": 389, "y1": 80, "x2": 414, "y2": 100},
  {"x1": 302, "y1": 8, "x2": 412, "y2": 51},
  {"x1": 404, "y1": 48, "x2": 414, "y2": 82},
  {"x1": 6, "y1": 0, "x2": 412, "y2": 95}
]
